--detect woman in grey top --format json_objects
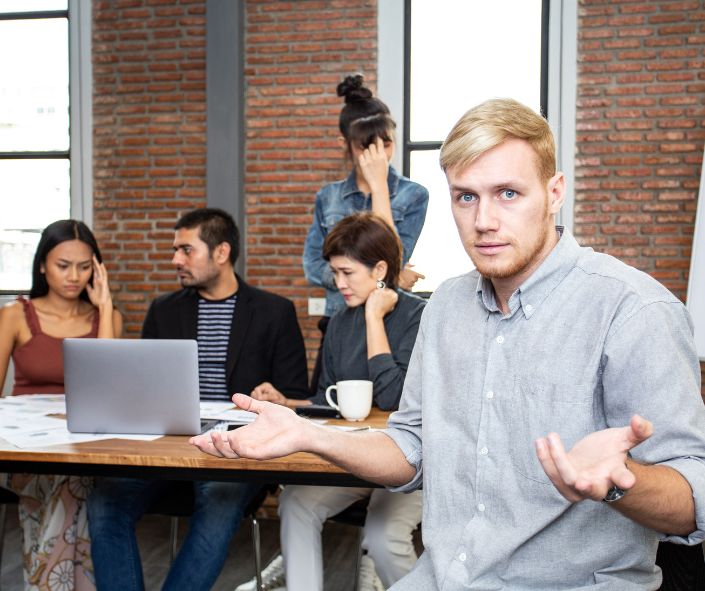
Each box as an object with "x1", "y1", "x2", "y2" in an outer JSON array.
[{"x1": 243, "y1": 212, "x2": 425, "y2": 591}]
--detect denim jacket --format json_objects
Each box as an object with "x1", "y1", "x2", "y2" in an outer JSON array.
[{"x1": 303, "y1": 166, "x2": 429, "y2": 316}]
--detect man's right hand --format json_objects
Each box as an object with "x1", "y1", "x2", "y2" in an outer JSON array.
[{"x1": 190, "y1": 393, "x2": 312, "y2": 460}]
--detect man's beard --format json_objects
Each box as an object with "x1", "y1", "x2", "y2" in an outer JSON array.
[
  {"x1": 470, "y1": 200, "x2": 552, "y2": 280},
  {"x1": 178, "y1": 266, "x2": 219, "y2": 289}
]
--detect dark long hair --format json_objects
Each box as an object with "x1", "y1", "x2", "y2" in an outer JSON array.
[
  {"x1": 322, "y1": 212, "x2": 402, "y2": 289},
  {"x1": 337, "y1": 74, "x2": 396, "y2": 156},
  {"x1": 30, "y1": 219, "x2": 102, "y2": 301}
]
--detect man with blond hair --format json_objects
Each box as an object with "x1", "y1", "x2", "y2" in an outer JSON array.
[{"x1": 192, "y1": 99, "x2": 705, "y2": 590}]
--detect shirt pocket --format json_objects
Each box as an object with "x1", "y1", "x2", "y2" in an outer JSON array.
[
  {"x1": 508, "y1": 376, "x2": 597, "y2": 485},
  {"x1": 391, "y1": 204, "x2": 408, "y2": 226},
  {"x1": 322, "y1": 212, "x2": 346, "y2": 232}
]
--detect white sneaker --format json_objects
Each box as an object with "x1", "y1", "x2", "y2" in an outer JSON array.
[
  {"x1": 356, "y1": 554, "x2": 385, "y2": 591},
  {"x1": 235, "y1": 553, "x2": 286, "y2": 591}
]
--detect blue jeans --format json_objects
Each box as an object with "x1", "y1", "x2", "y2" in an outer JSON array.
[{"x1": 87, "y1": 477, "x2": 260, "y2": 591}]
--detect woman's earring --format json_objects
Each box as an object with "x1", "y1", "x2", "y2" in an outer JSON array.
[{"x1": 376, "y1": 279, "x2": 386, "y2": 290}]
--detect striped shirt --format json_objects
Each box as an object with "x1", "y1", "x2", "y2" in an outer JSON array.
[{"x1": 196, "y1": 294, "x2": 236, "y2": 401}]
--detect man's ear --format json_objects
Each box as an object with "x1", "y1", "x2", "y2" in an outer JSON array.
[
  {"x1": 547, "y1": 172, "x2": 566, "y2": 215},
  {"x1": 213, "y1": 242, "x2": 231, "y2": 265}
]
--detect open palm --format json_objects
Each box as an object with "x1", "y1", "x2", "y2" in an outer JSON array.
[{"x1": 535, "y1": 415, "x2": 653, "y2": 502}]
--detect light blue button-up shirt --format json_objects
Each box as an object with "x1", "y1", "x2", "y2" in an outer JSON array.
[
  {"x1": 303, "y1": 166, "x2": 429, "y2": 316},
  {"x1": 386, "y1": 228, "x2": 705, "y2": 590}
]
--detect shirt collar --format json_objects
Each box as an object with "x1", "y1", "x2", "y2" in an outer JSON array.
[
  {"x1": 475, "y1": 227, "x2": 582, "y2": 318},
  {"x1": 341, "y1": 165, "x2": 401, "y2": 199}
]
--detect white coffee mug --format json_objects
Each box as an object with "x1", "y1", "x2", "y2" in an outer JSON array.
[{"x1": 324, "y1": 380, "x2": 373, "y2": 421}]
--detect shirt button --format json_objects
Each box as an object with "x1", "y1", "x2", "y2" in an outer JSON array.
[
  {"x1": 479, "y1": 447, "x2": 488, "y2": 455},
  {"x1": 478, "y1": 503, "x2": 486, "y2": 512},
  {"x1": 525, "y1": 304, "x2": 534, "y2": 313},
  {"x1": 458, "y1": 552, "x2": 467, "y2": 562},
  {"x1": 486, "y1": 390, "x2": 494, "y2": 399},
  {"x1": 496, "y1": 335, "x2": 505, "y2": 344}
]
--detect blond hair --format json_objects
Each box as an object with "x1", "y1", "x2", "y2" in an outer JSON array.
[{"x1": 440, "y1": 98, "x2": 556, "y2": 183}]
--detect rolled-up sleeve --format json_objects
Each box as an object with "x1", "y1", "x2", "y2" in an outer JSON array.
[
  {"x1": 384, "y1": 311, "x2": 426, "y2": 493},
  {"x1": 602, "y1": 300, "x2": 705, "y2": 544},
  {"x1": 659, "y1": 456, "x2": 705, "y2": 544}
]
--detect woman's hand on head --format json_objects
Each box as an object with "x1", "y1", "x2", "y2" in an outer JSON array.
[
  {"x1": 85, "y1": 256, "x2": 113, "y2": 309},
  {"x1": 251, "y1": 382, "x2": 289, "y2": 406},
  {"x1": 365, "y1": 286, "x2": 398, "y2": 321},
  {"x1": 358, "y1": 137, "x2": 390, "y2": 194}
]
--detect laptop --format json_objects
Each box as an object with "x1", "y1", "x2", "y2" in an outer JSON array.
[{"x1": 63, "y1": 338, "x2": 202, "y2": 435}]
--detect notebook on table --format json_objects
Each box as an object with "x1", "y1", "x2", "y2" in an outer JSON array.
[{"x1": 63, "y1": 338, "x2": 202, "y2": 435}]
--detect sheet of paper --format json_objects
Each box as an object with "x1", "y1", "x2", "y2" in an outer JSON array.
[
  {"x1": 199, "y1": 401, "x2": 237, "y2": 419},
  {"x1": 0, "y1": 415, "x2": 66, "y2": 437},
  {"x1": 209, "y1": 408, "x2": 257, "y2": 425},
  {"x1": 7, "y1": 427, "x2": 160, "y2": 449},
  {"x1": 0, "y1": 395, "x2": 66, "y2": 415},
  {"x1": 198, "y1": 401, "x2": 257, "y2": 424},
  {"x1": 0, "y1": 396, "x2": 159, "y2": 448}
]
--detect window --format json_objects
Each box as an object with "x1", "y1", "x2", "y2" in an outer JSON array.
[
  {"x1": 0, "y1": 0, "x2": 84, "y2": 292},
  {"x1": 400, "y1": 0, "x2": 549, "y2": 292}
]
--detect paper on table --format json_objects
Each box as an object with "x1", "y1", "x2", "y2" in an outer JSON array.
[
  {"x1": 213, "y1": 409, "x2": 257, "y2": 423},
  {"x1": 8, "y1": 426, "x2": 160, "y2": 449},
  {"x1": 199, "y1": 401, "x2": 235, "y2": 418},
  {"x1": 0, "y1": 396, "x2": 159, "y2": 448},
  {"x1": 0, "y1": 395, "x2": 66, "y2": 415},
  {"x1": 198, "y1": 401, "x2": 256, "y2": 424},
  {"x1": 0, "y1": 415, "x2": 67, "y2": 438}
]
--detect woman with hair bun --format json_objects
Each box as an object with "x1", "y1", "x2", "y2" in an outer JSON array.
[
  {"x1": 0, "y1": 219, "x2": 122, "y2": 590},
  {"x1": 303, "y1": 74, "x2": 429, "y2": 390}
]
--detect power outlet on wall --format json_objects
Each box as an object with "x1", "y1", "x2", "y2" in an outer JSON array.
[{"x1": 308, "y1": 297, "x2": 326, "y2": 317}]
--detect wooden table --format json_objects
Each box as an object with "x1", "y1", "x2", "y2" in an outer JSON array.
[{"x1": 0, "y1": 409, "x2": 390, "y2": 487}]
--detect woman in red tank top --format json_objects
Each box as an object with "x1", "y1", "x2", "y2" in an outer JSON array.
[{"x1": 0, "y1": 219, "x2": 122, "y2": 591}]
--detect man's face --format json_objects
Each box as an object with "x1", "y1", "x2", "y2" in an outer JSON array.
[
  {"x1": 172, "y1": 227, "x2": 220, "y2": 289},
  {"x1": 447, "y1": 139, "x2": 564, "y2": 291}
]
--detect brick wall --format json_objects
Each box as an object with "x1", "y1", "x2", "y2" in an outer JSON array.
[
  {"x1": 91, "y1": 1, "x2": 704, "y2": 396},
  {"x1": 243, "y1": 0, "x2": 378, "y2": 368},
  {"x1": 92, "y1": 0, "x2": 207, "y2": 336},
  {"x1": 573, "y1": 0, "x2": 705, "y2": 399}
]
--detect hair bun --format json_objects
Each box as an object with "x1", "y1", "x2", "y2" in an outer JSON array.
[{"x1": 337, "y1": 74, "x2": 373, "y2": 104}]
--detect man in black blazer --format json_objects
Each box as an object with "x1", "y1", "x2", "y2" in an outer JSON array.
[
  {"x1": 88, "y1": 208, "x2": 309, "y2": 591},
  {"x1": 142, "y1": 275, "x2": 309, "y2": 398}
]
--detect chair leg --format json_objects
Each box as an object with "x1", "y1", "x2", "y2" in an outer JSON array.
[
  {"x1": 251, "y1": 515, "x2": 263, "y2": 590},
  {"x1": 169, "y1": 516, "x2": 179, "y2": 563},
  {"x1": 352, "y1": 528, "x2": 363, "y2": 591},
  {"x1": 0, "y1": 503, "x2": 7, "y2": 575}
]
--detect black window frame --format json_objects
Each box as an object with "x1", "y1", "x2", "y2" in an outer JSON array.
[
  {"x1": 0, "y1": 7, "x2": 71, "y2": 296},
  {"x1": 401, "y1": 0, "x2": 551, "y2": 177}
]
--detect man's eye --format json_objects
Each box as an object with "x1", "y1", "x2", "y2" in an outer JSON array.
[
  {"x1": 458, "y1": 193, "x2": 476, "y2": 203},
  {"x1": 501, "y1": 189, "x2": 518, "y2": 200}
]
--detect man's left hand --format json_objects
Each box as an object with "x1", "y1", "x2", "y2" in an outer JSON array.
[{"x1": 535, "y1": 414, "x2": 653, "y2": 503}]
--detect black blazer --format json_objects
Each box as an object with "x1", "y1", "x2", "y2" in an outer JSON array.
[{"x1": 141, "y1": 277, "x2": 310, "y2": 399}]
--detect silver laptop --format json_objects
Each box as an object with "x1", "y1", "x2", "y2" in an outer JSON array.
[{"x1": 63, "y1": 339, "x2": 202, "y2": 435}]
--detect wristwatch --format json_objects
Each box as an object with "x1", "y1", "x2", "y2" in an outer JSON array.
[{"x1": 602, "y1": 485, "x2": 627, "y2": 503}]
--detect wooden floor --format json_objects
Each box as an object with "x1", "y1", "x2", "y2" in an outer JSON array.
[{"x1": 0, "y1": 506, "x2": 364, "y2": 590}]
